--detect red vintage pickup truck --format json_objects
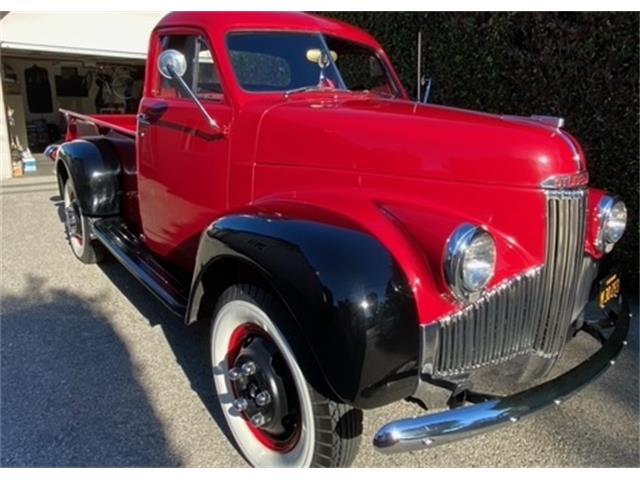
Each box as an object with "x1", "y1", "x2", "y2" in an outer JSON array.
[{"x1": 49, "y1": 11, "x2": 629, "y2": 467}]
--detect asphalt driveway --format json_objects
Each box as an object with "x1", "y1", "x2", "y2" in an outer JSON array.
[{"x1": 1, "y1": 174, "x2": 638, "y2": 467}]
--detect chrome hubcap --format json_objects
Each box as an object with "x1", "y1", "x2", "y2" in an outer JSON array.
[
  {"x1": 63, "y1": 182, "x2": 84, "y2": 254},
  {"x1": 65, "y1": 202, "x2": 81, "y2": 238}
]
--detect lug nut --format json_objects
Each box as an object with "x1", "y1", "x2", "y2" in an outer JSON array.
[
  {"x1": 255, "y1": 391, "x2": 271, "y2": 407},
  {"x1": 232, "y1": 398, "x2": 249, "y2": 412},
  {"x1": 241, "y1": 361, "x2": 257, "y2": 376},
  {"x1": 250, "y1": 412, "x2": 266, "y2": 427},
  {"x1": 228, "y1": 368, "x2": 243, "y2": 381}
]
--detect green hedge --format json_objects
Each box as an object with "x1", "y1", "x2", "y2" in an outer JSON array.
[{"x1": 323, "y1": 12, "x2": 639, "y2": 290}]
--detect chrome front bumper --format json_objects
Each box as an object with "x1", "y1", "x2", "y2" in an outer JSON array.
[{"x1": 373, "y1": 298, "x2": 630, "y2": 454}]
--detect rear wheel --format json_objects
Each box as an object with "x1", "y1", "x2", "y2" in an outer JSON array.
[
  {"x1": 62, "y1": 179, "x2": 105, "y2": 264},
  {"x1": 210, "y1": 284, "x2": 363, "y2": 467}
]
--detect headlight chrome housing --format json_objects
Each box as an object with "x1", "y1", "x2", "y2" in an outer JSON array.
[
  {"x1": 444, "y1": 224, "x2": 497, "y2": 302},
  {"x1": 595, "y1": 196, "x2": 627, "y2": 253}
]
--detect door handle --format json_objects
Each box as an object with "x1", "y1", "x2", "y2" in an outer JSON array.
[{"x1": 137, "y1": 112, "x2": 151, "y2": 128}]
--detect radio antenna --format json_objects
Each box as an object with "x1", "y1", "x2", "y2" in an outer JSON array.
[{"x1": 416, "y1": 30, "x2": 422, "y2": 101}]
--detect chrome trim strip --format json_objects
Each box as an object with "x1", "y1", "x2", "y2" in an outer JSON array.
[
  {"x1": 374, "y1": 300, "x2": 629, "y2": 454},
  {"x1": 555, "y1": 129, "x2": 583, "y2": 169},
  {"x1": 419, "y1": 322, "x2": 440, "y2": 376},
  {"x1": 530, "y1": 115, "x2": 565, "y2": 129}
]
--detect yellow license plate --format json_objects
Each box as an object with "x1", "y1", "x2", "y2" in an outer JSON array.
[{"x1": 598, "y1": 274, "x2": 621, "y2": 309}]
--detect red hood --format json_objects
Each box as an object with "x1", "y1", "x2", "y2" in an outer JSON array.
[{"x1": 253, "y1": 95, "x2": 586, "y2": 188}]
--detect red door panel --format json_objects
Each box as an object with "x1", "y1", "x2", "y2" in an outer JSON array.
[{"x1": 137, "y1": 97, "x2": 231, "y2": 270}]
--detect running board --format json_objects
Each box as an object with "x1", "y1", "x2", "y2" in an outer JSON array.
[{"x1": 92, "y1": 218, "x2": 189, "y2": 317}]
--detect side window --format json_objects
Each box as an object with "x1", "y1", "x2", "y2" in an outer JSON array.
[
  {"x1": 157, "y1": 34, "x2": 223, "y2": 100},
  {"x1": 195, "y1": 37, "x2": 223, "y2": 98}
]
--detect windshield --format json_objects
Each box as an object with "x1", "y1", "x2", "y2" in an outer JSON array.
[{"x1": 226, "y1": 32, "x2": 398, "y2": 97}]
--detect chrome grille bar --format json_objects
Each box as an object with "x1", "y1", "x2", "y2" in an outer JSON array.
[
  {"x1": 535, "y1": 190, "x2": 587, "y2": 355},
  {"x1": 431, "y1": 190, "x2": 588, "y2": 378},
  {"x1": 435, "y1": 268, "x2": 543, "y2": 376}
]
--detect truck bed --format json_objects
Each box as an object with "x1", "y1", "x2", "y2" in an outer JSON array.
[{"x1": 60, "y1": 109, "x2": 137, "y2": 138}]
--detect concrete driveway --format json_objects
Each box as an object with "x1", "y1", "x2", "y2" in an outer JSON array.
[{"x1": 1, "y1": 174, "x2": 638, "y2": 467}]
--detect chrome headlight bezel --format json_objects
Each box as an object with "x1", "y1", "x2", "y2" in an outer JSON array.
[
  {"x1": 595, "y1": 196, "x2": 627, "y2": 254},
  {"x1": 444, "y1": 224, "x2": 497, "y2": 302}
]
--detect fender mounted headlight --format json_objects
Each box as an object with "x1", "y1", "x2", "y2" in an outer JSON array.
[
  {"x1": 595, "y1": 196, "x2": 627, "y2": 253},
  {"x1": 444, "y1": 224, "x2": 496, "y2": 302}
]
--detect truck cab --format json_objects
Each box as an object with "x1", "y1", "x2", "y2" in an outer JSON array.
[{"x1": 52, "y1": 11, "x2": 629, "y2": 468}]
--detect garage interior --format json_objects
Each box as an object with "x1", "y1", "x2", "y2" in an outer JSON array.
[
  {"x1": 0, "y1": 12, "x2": 165, "y2": 179},
  {"x1": 2, "y1": 52, "x2": 145, "y2": 176}
]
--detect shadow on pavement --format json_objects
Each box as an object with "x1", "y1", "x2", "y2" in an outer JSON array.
[
  {"x1": 50, "y1": 195, "x2": 64, "y2": 223},
  {"x1": 43, "y1": 194, "x2": 237, "y2": 460},
  {"x1": 96, "y1": 261, "x2": 237, "y2": 451},
  {"x1": 0, "y1": 275, "x2": 180, "y2": 467}
]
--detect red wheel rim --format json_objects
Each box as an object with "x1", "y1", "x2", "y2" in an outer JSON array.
[{"x1": 227, "y1": 324, "x2": 301, "y2": 453}]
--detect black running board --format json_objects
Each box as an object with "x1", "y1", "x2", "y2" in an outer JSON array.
[{"x1": 92, "y1": 218, "x2": 189, "y2": 317}]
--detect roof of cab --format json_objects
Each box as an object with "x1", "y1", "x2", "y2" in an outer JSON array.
[{"x1": 156, "y1": 11, "x2": 381, "y2": 50}]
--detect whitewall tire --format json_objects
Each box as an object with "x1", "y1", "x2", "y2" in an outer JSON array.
[{"x1": 210, "y1": 284, "x2": 362, "y2": 468}]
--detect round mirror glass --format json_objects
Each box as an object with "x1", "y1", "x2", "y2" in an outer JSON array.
[{"x1": 157, "y1": 49, "x2": 187, "y2": 79}]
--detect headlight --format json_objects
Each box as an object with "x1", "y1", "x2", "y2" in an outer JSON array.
[
  {"x1": 596, "y1": 196, "x2": 627, "y2": 253},
  {"x1": 444, "y1": 224, "x2": 496, "y2": 301}
]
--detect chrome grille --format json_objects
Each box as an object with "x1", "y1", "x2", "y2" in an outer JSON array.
[
  {"x1": 535, "y1": 190, "x2": 588, "y2": 355},
  {"x1": 435, "y1": 268, "x2": 543, "y2": 375},
  {"x1": 432, "y1": 190, "x2": 588, "y2": 377}
]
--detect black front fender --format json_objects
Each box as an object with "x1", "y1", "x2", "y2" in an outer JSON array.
[{"x1": 188, "y1": 202, "x2": 420, "y2": 409}]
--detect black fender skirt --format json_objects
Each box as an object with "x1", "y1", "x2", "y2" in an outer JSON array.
[
  {"x1": 189, "y1": 202, "x2": 420, "y2": 409},
  {"x1": 56, "y1": 138, "x2": 121, "y2": 216}
]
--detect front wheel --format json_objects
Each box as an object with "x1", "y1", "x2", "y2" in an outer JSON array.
[{"x1": 210, "y1": 284, "x2": 363, "y2": 467}]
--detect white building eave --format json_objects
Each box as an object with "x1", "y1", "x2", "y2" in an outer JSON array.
[
  {"x1": 0, "y1": 12, "x2": 167, "y2": 59},
  {"x1": 0, "y1": 41, "x2": 149, "y2": 60}
]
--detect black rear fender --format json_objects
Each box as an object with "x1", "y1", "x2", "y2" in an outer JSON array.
[{"x1": 55, "y1": 137, "x2": 121, "y2": 216}]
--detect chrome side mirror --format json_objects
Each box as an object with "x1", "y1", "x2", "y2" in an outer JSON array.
[
  {"x1": 157, "y1": 49, "x2": 187, "y2": 80},
  {"x1": 156, "y1": 49, "x2": 220, "y2": 132}
]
